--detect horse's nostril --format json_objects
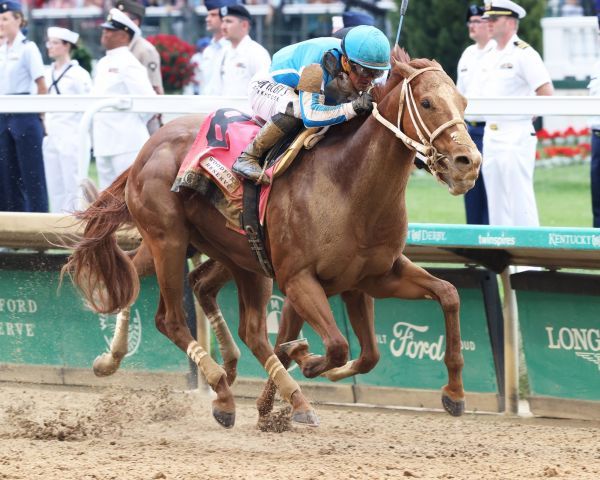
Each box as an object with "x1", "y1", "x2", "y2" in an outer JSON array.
[{"x1": 455, "y1": 155, "x2": 471, "y2": 166}]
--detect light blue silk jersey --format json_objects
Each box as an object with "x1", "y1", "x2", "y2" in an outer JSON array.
[{"x1": 269, "y1": 37, "x2": 357, "y2": 128}]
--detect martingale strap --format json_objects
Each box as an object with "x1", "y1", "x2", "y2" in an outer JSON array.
[{"x1": 242, "y1": 183, "x2": 274, "y2": 278}]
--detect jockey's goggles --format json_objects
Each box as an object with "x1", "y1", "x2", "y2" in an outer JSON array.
[{"x1": 349, "y1": 60, "x2": 385, "y2": 80}]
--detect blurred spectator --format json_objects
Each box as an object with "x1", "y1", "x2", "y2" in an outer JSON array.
[
  {"x1": 220, "y1": 4, "x2": 270, "y2": 97},
  {"x1": 197, "y1": 0, "x2": 234, "y2": 95},
  {"x1": 456, "y1": 5, "x2": 493, "y2": 225},
  {"x1": 0, "y1": 1, "x2": 48, "y2": 213},
  {"x1": 115, "y1": 0, "x2": 162, "y2": 133},
  {"x1": 480, "y1": 0, "x2": 553, "y2": 227},
  {"x1": 115, "y1": 0, "x2": 163, "y2": 94},
  {"x1": 43, "y1": 26, "x2": 92, "y2": 213},
  {"x1": 91, "y1": 8, "x2": 155, "y2": 189},
  {"x1": 561, "y1": 0, "x2": 584, "y2": 16},
  {"x1": 332, "y1": 10, "x2": 375, "y2": 39},
  {"x1": 185, "y1": 36, "x2": 210, "y2": 95}
]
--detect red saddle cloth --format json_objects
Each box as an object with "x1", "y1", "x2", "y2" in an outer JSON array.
[{"x1": 172, "y1": 109, "x2": 276, "y2": 231}]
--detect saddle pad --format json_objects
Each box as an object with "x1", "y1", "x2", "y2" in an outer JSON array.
[{"x1": 172, "y1": 109, "x2": 324, "y2": 231}]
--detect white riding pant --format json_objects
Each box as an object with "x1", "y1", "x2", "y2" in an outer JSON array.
[
  {"x1": 42, "y1": 133, "x2": 81, "y2": 213},
  {"x1": 96, "y1": 151, "x2": 138, "y2": 190},
  {"x1": 248, "y1": 72, "x2": 301, "y2": 123},
  {"x1": 482, "y1": 120, "x2": 539, "y2": 227}
]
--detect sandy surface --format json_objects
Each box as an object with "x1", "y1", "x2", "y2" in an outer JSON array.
[{"x1": 0, "y1": 383, "x2": 599, "y2": 480}]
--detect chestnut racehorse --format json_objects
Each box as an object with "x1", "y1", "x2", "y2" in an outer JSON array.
[{"x1": 64, "y1": 57, "x2": 481, "y2": 428}]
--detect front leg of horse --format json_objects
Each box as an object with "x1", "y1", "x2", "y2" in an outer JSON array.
[
  {"x1": 93, "y1": 307, "x2": 130, "y2": 376},
  {"x1": 282, "y1": 274, "x2": 350, "y2": 378},
  {"x1": 363, "y1": 257, "x2": 465, "y2": 417}
]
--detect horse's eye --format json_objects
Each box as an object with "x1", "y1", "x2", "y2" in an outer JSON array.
[{"x1": 421, "y1": 99, "x2": 431, "y2": 109}]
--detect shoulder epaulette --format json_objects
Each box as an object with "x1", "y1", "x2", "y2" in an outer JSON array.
[{"x1": 514, "y1": 40, "x2": 530, "y2": 49}]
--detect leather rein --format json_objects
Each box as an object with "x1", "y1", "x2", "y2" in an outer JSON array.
[{"x1": 371, "y1": 66, "x2": 466, "y2": 174}]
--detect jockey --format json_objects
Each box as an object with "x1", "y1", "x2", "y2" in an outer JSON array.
[{"x1": 232, "y1": 25, "x2": 391, "y2": 185}]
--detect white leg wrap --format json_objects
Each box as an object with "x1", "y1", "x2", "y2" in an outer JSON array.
[
  {"x1": 264, "y1": 354, "x2": 300, "y2": 403},
  {"x1": 207, "y1": 312, "x2": 241, "y2": 364},
  {"x1": 187, "y1": 340, "x2": 226, "y2": 388},
  {"x1": 321, "y1": 360, "x2": 358, "y2": 382},
  {"x1": 110, "y1": 308, "x2": 130, "y2": 359}
]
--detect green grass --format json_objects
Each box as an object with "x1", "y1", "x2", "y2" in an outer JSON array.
[{"x1": 406, "y1": 163, "x2": 593, "y2": 228}]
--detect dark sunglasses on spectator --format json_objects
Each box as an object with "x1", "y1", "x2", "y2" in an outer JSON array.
[{"x1": 349, "y1": 60, "x2": 385, "y2": 79}]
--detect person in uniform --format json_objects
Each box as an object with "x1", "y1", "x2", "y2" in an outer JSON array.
[
  {"x1": 115, "y1": 0, "x2": 163, "y2": 94},
  {"x1": 589, "y1": 9, "x2": 600, "y2": 228},
  {"x1": 92, "y1": 8, "x2": 156, "y2": 190},
  {"x1": 479, "y1": 0, "x2": 553, "y2": 227},
  {"x1": 219, "y1": 4, "x2": 271, "y2": 97},
  {"x1": 232, "y1": 25, "x2": 389, "y2": 185},
  {"x1": 43, "y1": 27, "x2": 92, "y2": 213},
  {"x1": 115, "y1": 0, "x2": 162, "y2": 133},
  {"x1": 456, "y1": 5, "x2": 495, "y2": 225},
  {"x1": 0, "y1": 0, "x2": 48, "y2": 212},
  {"x1": 198, "y1": 0, "x2": 235, "y2": 96}
]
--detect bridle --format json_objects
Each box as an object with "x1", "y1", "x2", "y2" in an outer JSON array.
[{"x1": 371, "y1": 66, "x2": 466, "y2": 174}]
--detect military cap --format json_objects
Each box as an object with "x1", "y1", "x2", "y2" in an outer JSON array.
[
  {"x1": 47, "y1": 27, "x2": 79, "y2": 45},
  {"x1": 219, "y1": 4, "x2": 251, "y2": 21},
  {"x1": 466, "y1": 5, "x2": 485, "y2": 21},
  {"x1": 204, "y1": 0, "x2": 237, "y2": 11},
  {"x1": 342, "y1": 11, "x2": 375, "y2": 28},
  {"x1": 483, "y1": 0, "x2": 526, "y2": 20},
  {"x1": 101, "y1": 8, "x2": 141, "y2": 36},
  {"x1": 0, "y1": 1, "x2": 22, "y2": 13},
  {"x1": 115, "y1": 0, "x2": 146, "y2": 19}
]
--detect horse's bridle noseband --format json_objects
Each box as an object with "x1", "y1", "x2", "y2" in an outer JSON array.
[{"x1": 371, "y1": 66, "x2": 467, "y2": 174}]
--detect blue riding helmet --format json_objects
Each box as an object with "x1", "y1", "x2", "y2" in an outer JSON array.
[{"x1": 341, "y1": 25, "x2": 391, "y2": 70}]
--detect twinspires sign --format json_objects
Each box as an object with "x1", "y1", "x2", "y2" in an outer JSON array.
[{"x1": 0, "y1": 264, "x2": 189, "y2": 373}]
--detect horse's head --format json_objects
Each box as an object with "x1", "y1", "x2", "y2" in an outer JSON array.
[{"x1": 373, "y1": 54, "x2": 481, "y2": 196}]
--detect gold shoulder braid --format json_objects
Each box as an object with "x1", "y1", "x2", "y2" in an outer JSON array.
[{"x1": 514, "y1": 40, "x2": 530, "y2": 50}]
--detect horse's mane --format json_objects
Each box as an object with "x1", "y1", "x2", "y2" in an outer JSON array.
[{"x1": 372, "y1": 54, "x2": 441, "y2": 103}]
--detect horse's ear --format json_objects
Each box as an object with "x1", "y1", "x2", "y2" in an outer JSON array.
[
  {"x1": 391, "y1": 45, "x2": 411, "y2": 65},
  {"x1": 394, "y1": 59, "x2": 417, "y2": 80}
]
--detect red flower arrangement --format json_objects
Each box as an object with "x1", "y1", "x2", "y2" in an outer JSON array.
[{"x1": 147, "y1": 34, "x2": 196, "y2": 93}]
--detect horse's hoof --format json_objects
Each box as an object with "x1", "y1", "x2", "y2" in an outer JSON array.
[
  {"x1": 278, "y1": 338, "x2": 309, "y2": 357},
  {"x1": 442, "y1": 393, "x2": 465, "y2": 417},
  {"x1": 291, "y1": 409, "x2": 320, "y2": 427},
  {"x1": 92, "y1": 353, "x2": 120, "y2": 377},
  {"x1": 212, "y1": 409, "x2": 235, "y2": 429}
]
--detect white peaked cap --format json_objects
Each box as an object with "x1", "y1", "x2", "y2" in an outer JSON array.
[
  {"x1": 47, "y1": 27, "x2": 80, "y2": 45},
  {"x1": 483, "y1": 0, "x2": 527, "y2": 20}
]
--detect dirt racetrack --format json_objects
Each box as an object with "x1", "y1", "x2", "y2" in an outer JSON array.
[{"x1": 0, "y1": 382, "x2": 599, "y2": 480}]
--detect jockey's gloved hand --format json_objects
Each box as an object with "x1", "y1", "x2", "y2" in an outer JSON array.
[{"x1": 351, "y1": 92, "x2": 374, "y2": 115}]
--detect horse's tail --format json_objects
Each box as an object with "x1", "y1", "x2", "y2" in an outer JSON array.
[{"x1": 61, "y1": 169, "x2": 140, "y2": 314}]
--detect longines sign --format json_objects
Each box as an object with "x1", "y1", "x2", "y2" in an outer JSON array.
[{"x1": 519, "y1": 290, "x2": 600, "y2": 401}]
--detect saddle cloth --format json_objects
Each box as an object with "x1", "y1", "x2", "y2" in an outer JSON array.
[{"x1": 171, "y1": 108, "x2": 324, "y2": 232}]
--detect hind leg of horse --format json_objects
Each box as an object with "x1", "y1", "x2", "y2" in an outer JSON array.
[
  {"x1": 256, "y1": 298, "x2": 305, "y2": 418},
  {"x1": 188, "y1": 258, "x2": 240, "y2": 385},
  {"x1": 92, "y1": 243, "x2": 155, "y2": 377},
  {"x1": 143, "y1": 230, "x2": 235, "y2": 429},
  {"x1": 362, "y1": 256, "x2": 465, "y2": 417},
  {"x1": 281, "y1": 272, "x2": 349, "y2": 378},
  {"x1": 233, "y1": 269, "x2": 318, "y2": 426}
]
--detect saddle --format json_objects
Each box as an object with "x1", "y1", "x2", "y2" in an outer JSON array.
[{"x1": 171, "y1": 108, "x2": 327, "y2": 275}]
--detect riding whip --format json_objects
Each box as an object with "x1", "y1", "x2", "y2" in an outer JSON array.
[{"x1": 394, "y1": 0, "x2": 410, "y2": 46}]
